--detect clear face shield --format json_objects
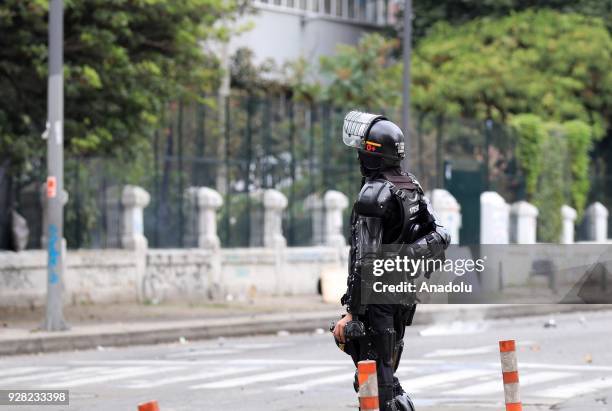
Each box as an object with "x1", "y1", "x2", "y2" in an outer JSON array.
[{"x1": 342, "y1": 111, "x2": 385, "y2": 149}]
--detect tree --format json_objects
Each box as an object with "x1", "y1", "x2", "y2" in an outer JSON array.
[
  {"x1": 410, "y1": 0, "x2": 612, "y2": 42},
  {"x1": 318, "y1": 34, "x2": 402, "y2": 111},
  {"x1": 0, "y1": 0, "x2": 245, "y2": 171},
  {"x1": 411, "y1": 10, "x2": 611, "y2": 137},
  {"x1": 0, "y1": 0, "x2": 243, "y2": 247}
]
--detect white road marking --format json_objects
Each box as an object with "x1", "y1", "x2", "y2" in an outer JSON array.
[
  {"x1": 424, "y1": 341, "x2": 535, "y2": 358},
  {"x1": 425, "y1": 346, "x2": 497, "y2": 358},
  {"x1": 126, "y1": 367, "x2": 263, "y2": 388},
  {"x1": 277, "y1": 373, "x2": 355, "y2": 391},
  {"x1": 447, "y1": 371, "x2": 574, "y2": 395},
  {"x1": 190, "y1": 366, "x2": 342, "y2": 389},
  {"x1": 0, "y1": 367, "x2": 102, "y2": 386},
  {"x1": 537, "y1": 377, "x2": 612, "y2": 399},
  {"x1": 0, "y1": 367, "x2": 56, "y2": 378},
  {"x1": 44, "y1": 366, "x2": 183, "y2": 388},
  {"x1": 406, "y1": 369, "x2": 492, "y2": 392},
  {"x1": 166, "y1": 349, "x2": 241, "y2": 358}
]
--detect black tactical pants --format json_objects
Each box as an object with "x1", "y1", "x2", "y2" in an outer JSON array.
[{"x1": 348, "y1": 304, "x2": 415, "y2": 411}]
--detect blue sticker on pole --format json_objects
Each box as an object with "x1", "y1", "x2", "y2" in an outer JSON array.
[{"x1": 48, "y1": 224, "x2": 60, "y2": 285}]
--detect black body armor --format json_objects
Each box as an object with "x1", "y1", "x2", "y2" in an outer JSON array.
[{"x1": 341, "y1": 171, "x2": 450, "y2": 315}]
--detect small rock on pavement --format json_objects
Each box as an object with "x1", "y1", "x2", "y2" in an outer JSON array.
[{"x1": 544, "y1": 318, "x2": 557, "y2": 328}]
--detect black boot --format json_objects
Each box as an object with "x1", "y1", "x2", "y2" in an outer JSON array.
[{"x1": 384, "y1": 393, "x2": 415, "y2": 411}]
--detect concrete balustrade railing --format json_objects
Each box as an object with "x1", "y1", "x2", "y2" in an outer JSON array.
[{"x1": 4, "y1": 184, "x2": 612, "y2": 308}]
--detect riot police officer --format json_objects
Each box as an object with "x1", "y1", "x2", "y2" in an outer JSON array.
[{"x1": 332, "y1": 111, "x2": 450, "y2": 411}]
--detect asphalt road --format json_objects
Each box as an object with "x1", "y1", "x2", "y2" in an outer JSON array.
[{"x1": 1, "y1": 309, "x2": 611, "y2": 411}]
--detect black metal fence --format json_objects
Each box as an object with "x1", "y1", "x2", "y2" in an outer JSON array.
[{"x1": 10, "y1": 93, "x2": 611, "y2": 249}]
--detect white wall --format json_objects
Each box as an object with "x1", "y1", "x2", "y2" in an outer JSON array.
[{"x1": 229, "y1": 5, "x2": 381, "y2": 68}]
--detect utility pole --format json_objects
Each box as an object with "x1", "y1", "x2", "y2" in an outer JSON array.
[
  {"x1": 44, "y1": 0, "x2": 68, "y2": 331},
  {"x1": 401, "y1": 0, "x2": 412, "y2": 171}
]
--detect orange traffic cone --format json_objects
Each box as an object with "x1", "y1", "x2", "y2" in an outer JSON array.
[
  {"x1": 138, "y1": 400, "x2": 160, "y2": 411},
  {"x1": 358, "y1": 360, "x2": 379, "y2": 411},
  {"x1": 499, "y1": 340, "x2": 522, "y2": 411}
]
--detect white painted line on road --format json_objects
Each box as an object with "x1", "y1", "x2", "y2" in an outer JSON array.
[
  {"x1": 166, "y1": 349, "x2": 241, "y2": 358},
  {"x1": 0, "y1": 367, "x2": 102, "y2": 386},
  {"x1": 232, "y1": 343, "x2": 292, "y2": 350},
  {"x1": 447, "y1": 371, "x2": 574, "y2": 395},
  {"x1": 491, "y1": 362, "x2": 612, "y2": 372},
  {"x1": 407, "y1": 369, "x2": 491, "y2": 393},
  {"x1": 227, "y1": 359, "x2": 349, "y2": 366},
  {"x1": 0, "y1": 367, "x2": 56, "y2": 378},
  {"x1": 537, "y1": 377, "x2": 612, "y2": 399},
  {"x1": 424, "y1": 342, "x2": 536, "y2": 358},
  {"x1": 391, "y1": 366, "x2": 418, "y2": 376},
  {"x1": 425, "y1": 346, "x2": 497, "y2": 358},
  {"x1": 190, "y1": 366, "x2": 342, "y2": 389},
  {"x1": 44, "y1": 366, "x2": 183, "y2": 388},
  {"x1": 126, "y1": 367, "x2": 263, "y2": 388},
  {"x1": 277, "y1": 373, "x2": 354, "y2": 391}
]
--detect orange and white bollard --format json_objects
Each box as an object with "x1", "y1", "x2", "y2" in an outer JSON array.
[
  {"x1": 358, "y1": 360, "x2": 379, "y2": 411},
  {"x1": 499, "y1": 340, "x2": 522, "y2": 411},
  {"x1": 137, "y1": 400, "x2": 160, "y2": 411}
]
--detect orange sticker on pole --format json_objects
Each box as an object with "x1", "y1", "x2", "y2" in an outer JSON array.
[{"x1": 47, "y1": 176, "x2": 57, "y2": 198}]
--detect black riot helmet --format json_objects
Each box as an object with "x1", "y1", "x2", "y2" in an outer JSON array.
[{"x1": 342, "y1": 110, "x2": 405, "y2": 174}]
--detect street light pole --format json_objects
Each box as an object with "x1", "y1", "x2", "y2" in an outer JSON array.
[
  {"x1": 44, "y1": 0, "x2": 68, "y2": 331},
  {"x1": 401, "y1": 0, "x2": 412, "y2": 171}
]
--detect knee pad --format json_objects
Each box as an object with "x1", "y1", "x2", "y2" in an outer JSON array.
[{"x1": 372, "y1": 328, "x2": 396, "y2": 366}]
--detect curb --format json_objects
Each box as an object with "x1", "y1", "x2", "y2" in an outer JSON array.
[{"x1": 1, "y1": 304, "x2": 610, "y2": 356}]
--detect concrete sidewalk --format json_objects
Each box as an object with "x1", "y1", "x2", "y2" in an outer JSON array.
[{"x1": 0, "y1": 296, "x2": 610, "y2": 356}]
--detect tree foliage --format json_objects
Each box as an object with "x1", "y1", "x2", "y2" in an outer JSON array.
[
  {"x1": 0, "y1": 0, "x2": 243, "y2": 173},
  {"x1": 411, "y1": 0, "x2": 612, "y2": 41},
  {"x1": 510, "y1": 114, "x2": 546, "y2": 197},
  {"x1": 318, "y1": 34, "x2": 401, "y2": 111},
  {"x1": 411, "y1": 10, "x2": 611, "y2": 137}
]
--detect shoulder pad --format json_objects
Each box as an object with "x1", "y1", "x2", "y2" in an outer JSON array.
[
  {"x1": 355, "y1": 179, "x2": 394, "y2": 218},
  {"x1": 406, "y1": 173, "x2": 424, "y2": 194}
]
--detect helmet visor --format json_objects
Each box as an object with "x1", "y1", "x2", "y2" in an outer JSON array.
[{"x1": 342, "y1": 111, "x2": 384, "y2": 149}]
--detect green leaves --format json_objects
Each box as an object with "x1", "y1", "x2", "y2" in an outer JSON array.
[{"x1": 0, "y1": 0, "x2": 240, "y2": 168}]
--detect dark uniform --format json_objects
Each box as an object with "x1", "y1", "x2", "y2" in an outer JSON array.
[{"x1": 338, "y1": 111, "x2": 450, "y2": 411}]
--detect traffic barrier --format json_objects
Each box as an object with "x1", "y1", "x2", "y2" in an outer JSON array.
[
  {"x1": 358, "y1": 360, "x2": 379, "y2": 411},
  {"x1": 499, "y1": 340, "x2": 522, "y2": 411},
  {"x1": 137, "y1": 400, "x2": 160, "y2": 411}
]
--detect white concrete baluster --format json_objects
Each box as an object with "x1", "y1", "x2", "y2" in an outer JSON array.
[
  {"x1": 323, "y1": 190, "x2": 349, "y2": 246},
  {"x1": 510, "y1": 201, "x2": 538, "y2": 244},
  {"x1": 584, "y1": 202, "x2": 609, "y2": 243},
  {"x1": 121, "y1": 185, "x2": 150, "y2": 250},
  {"x1": 560, "y1": 205, "x2": 577, "y2": 244},
  {"x1": 263, "y1": 189, "x2": 288, "y2": 248}
]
